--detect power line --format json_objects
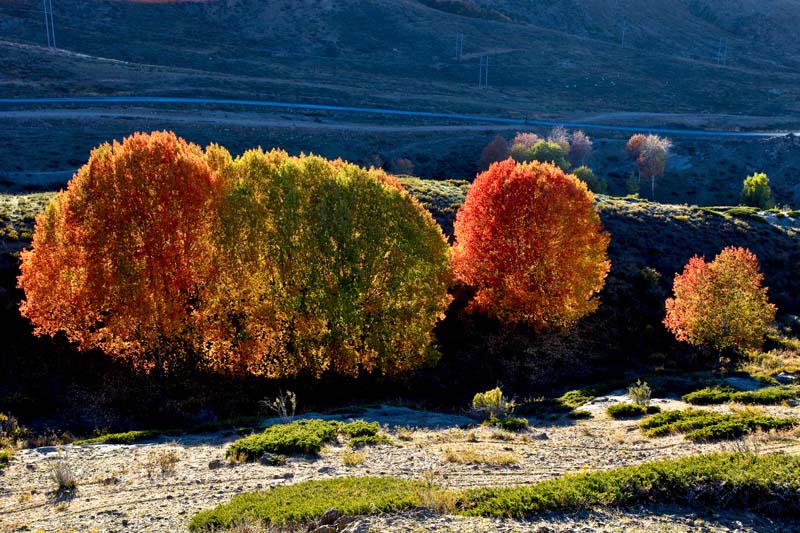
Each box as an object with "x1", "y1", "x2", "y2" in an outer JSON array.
[
  {"x1": 478, "y1": 55, "x2": 489, "y2": 88},
  {"x1": 42, "y1": 0, "x2": 55, "y2": 48}
]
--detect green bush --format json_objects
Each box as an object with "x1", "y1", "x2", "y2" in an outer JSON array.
[
  {"x1": 484, "y1": 417, "x2": 528, "y2": 431},
  {"x1": 189, "y1": 477, "x2": 428, "y2": 530},
  {"x1": 557, "y1": 390, "x2": 594, "y2": 409},
  {"x1": 472, "y1": 387, "x2": 513, "y2": 420},
  {"x1": 0, "y1": 447, "x2": 11, "y2": 470},
  {"x1": 461, "y1": 453, "x2": 800, "y2": 519},
  {"x1": 226, "y1": 420, "x2": 341, "y2": 461},
  {"x1": 348, "y1": 434, "x2": 393, "y2": 448},
  {"x1": 191, "y1": 453, "x2": 800, "y2": 529},
  {"x1": 340, "y1": 420, "x2": 380, "y2": 439},
  {"x1": 572, "y1": 166, "x2": 607, "y2": 194},
  {"x1": 683, "y1": 386, "x2": 798, "y2": 405},
  {"x1": 509, "y1": 141, "x2": 570, "y2": 170},
  {"x1": 628, "y1": 379, "x2": 652, "y2": 407},
  {"x1": 73, "y1": 429, "x2": 165, "y2": 445},
  {"x1": 640, "y1": 409, "x2": 798, "y2": 441},
  {"x1": 607, "y1": 403, "x2": 660, "y2": 419},
  {"x1": 740, "y1": 172, "x2": 774, "y2": 209}
]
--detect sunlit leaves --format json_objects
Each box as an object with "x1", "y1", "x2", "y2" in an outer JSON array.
[
  {"x1": 453, "y1": 159, "x2": 610, "y2": 329},
  {"x1": 664, "y1": 246, "x2": 776, "y2": 355}
]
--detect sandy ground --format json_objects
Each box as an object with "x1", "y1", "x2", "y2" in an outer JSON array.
[{"x1": 1, "y1": 399, "x2": 798, "y2": 533}]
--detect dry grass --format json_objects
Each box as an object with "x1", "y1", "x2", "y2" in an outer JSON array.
[
  {"x1": 143, "y1": 447, "x2": 180, "y2": 478},
  {"x1": 443, "y1": 447, "x2": 518, "y2": 465},
  {"x1": 48, "y1": 451, "x2": 77, "y2": 493},
  {"x1": 340, "y1": 448, "x2": 365, "y2": 467}
]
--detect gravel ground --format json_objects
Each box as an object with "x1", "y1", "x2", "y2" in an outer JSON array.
[{"x1": 1, "y1": 402, "x2": 798, "y2": 533}]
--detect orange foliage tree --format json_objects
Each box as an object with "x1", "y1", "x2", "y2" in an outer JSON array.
[
  {"x1": 18, "y1": 131, "x2": 223, "y2": 371},
  {"x1": 453, "y1": 159, "x2": 610, "y2": 329},
  {"x1": 201, "y1": 148, "x2": 452, "y2": 378},
  {"x1": 664, "y1": 246, "x2": 776, "y2": 363}
]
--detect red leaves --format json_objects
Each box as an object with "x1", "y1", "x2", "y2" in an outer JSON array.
[
  {"x1": 453, "y1": 159, "x2": 610, "y2": 329},
  {"x1": 18, "y1": 131, "x2": 222, "y2": 370},
  {"x1": 664, "y1": 246, "x2": 776, "y2": 355}
]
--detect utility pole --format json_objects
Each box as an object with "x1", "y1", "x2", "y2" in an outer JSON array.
[
  {"x1": 42, "y1": 0, "x2": 56, "y2": 48},
  {"x1": 716, "y1": 38, "x2": 728, "y2": 65},
  {"x1": 478, "y1": 55, "x2": 489, "y2": 88},
  {"x1": 455, "y1": 32, "x2": 464, "y2": 60},
  {"x1": 621, "y1": 21, "x2": 628, "y2": 48}
]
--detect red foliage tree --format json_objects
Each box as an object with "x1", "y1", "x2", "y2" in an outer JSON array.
[
  {"x1": 453, "y1": 159, "x2": 611, "y2": 329},
  {"x1": 18, "y1": 131, "x2": 223, "y2": 371},
  {"x1": 664, "y1": 247, "x2": 776, "y2": 365},
  {"x1": 626, "y1": 134, "x2": 671, "y2": 198},
  {"x1": 479, "y1": 134, "x2": 509, "y2": 170},
  {"x1": 569, "y1": 130, "x2": 593, "y2": 167}
]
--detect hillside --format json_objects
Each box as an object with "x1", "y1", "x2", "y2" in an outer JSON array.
[{"x1": 2, "y1": 0, "x2": 800, "y2": 117}]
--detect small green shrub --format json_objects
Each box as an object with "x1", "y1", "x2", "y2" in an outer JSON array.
[
  {"x1": 340, "y1": 420, "x2": 380, "y2": 439},
  {"x1": 472, "y1": 387, "x2": 514, "y2": 420},
  {"x1": 568, "y1": 410, "x2": 592, "y2": 420},
  {"x1": 683, "y1": 386, "x2": 798, "y2": 405},
  {"x1": 640, "y1": 408, "x2": 798, "y2": 441},
  {"x1": 740, "y1": 172, "x2": 774, "y2": 210},
  {"x1": 73, "y1": 429, "x2": 165, "y2": 445},
  {"x1": 573, "y1": 166, "x2": 607, "y2": 194},
  {"x1": 226, "y1": 420, "x2": 340, "y2": 461},
  {"x1": 0, "y1": 447, "x2": 11, "y2": 470},
  {"x1": 557, "y1": 390, "x2": 594, "y2": 409},
  {"x1": 348, "y1": 434, "x2": 393, "y2": 448},
  {"x1": 485, "y1": 417, "x2": 528, "y2": 431},
  {"x1": 628, "y1": 380, "x2": 652, "y2": 407},
  {"x1": 607, "y1": 403, "x2": 660, "y2": 419},
  {"x1": 189, "y1": 477, "x2": 428, "y2": 530}
]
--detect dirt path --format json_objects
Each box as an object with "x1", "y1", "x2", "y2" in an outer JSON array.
[{"x1": 1, "y1": 401, "x2": 798, "y2": 533}]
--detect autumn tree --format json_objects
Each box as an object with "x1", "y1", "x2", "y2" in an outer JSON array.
[
  {"x1": 509, "y1": 140, "x2": 570, "y2": 170},
  {"x1": 569, "y1": 130, "x2": 593, "y2": 167},
  {"x1": 547, "y1": 125, "x2": 571, "y2": 153},
  {"x1": 664, "y1": 246, "x2": 776, "y2": 367},
  {"x1": 479, "y1": 134, "x2": 509, "y2": 170},
  {"x1": 625, "y1": 134, "x2": 671, "y2": 198},
  {"x1": 509, "y1": 132, "x2": 541, "y2": 150},
  {"x1": 18, "y1": 131, "x2": 223, "y2": 372},
  {"x1": 202, "y1": 149, "x2": 452, "y2": 378},
  {"x1": 453, "y1": 159, "x2": 610, "y2": 328},
  {"x1": 740, "y1": 172, "x2": 774, "y2": 209}
]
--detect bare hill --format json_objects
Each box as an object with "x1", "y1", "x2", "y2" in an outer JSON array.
[{"x1": 2, "y1": 0, "x2": 800, "y2": 116}]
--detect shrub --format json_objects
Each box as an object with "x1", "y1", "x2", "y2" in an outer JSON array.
[
  {"x1": 48, "y1": 451, "x2": 77, "y2": 492},
  {"x1": 340, "y1": 420, "x2": 380, "y2": 439},
  {"x1": 204, "y1": 149, "x2": 452, "y2": 378},
  {"x1": 0, "y1": 448, "x2": 11, "y2": 471},
  {"x1": 607, "y1": 403, "x2": 660, "y2": 419},
  {"x1": 640, "y1": 408, "x2": 797, "y2": 441},
  {"x1": 225, "y1": 420, "x2": 341, "y2": 461},
  {"x1": 628, "y1": 380, "x2": 652, "y2": 407},
  {"x1": 18, "y1": 131, "x2": 223, "y2": 372},
  {"x1": 189, "y1": 477, "x2": 428, "y2": 530},
  {"x1": 741, "y1": 172, "x2": 774, "y2": 209},
  {"x1": 683, "y1": 386, "x2": 799, "y2": 405},
  {"x1": 493, "y1": 417, "x2": 529, "y2": 431},
  {"x1": 72, "y1": 429, "x2": 165, "y2": 445},
  {"x1": 348, "y1": 434, "x2": 393, "y2": 448},
  {"x1": 572, "y1": 166, "x2": 607, "y2": 194},
  {"x1": 664, "y1": 247, "x2": 776, "y2": 365},
  {"x1": 509, "y1": 141, "x2": 569, "y2": 170},
  {"x1": 260, "y1": 390, "x2": 296, "y2": 423},
  {"x1": 341, "y1": 449, "x2": 365, "y2": 466},
  {"x1": 557, "y1": 390, "x2": 595, "y2": 409},
  {"x1": 454, "y1": 159, "x2": 610, "y2": 328},
  {"x1": 472, "y1": 387, "x2": 513, "y2": 420}
]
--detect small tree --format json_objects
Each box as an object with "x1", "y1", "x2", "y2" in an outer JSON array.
[
  {"x1": 479, "y1": 134, "x2": 509, "y2": 170},
  {"x1": 664, "y1": 246, "x2": 776, "y2": 368},
  {"x1": 547, "y1": 125, "x2": 571, "y2": 153},
  {"x1": 392, "y1": 157, "x2": 415, "y2": 176},
  {"x1": 454, "y1": 159, "x2": 610, "y2": 328},
  {"x1": 569, "y1": 130, "x2": 593, "y2": 167},
  {"x1": 509, "y1": 132, "x2": 541, "y2": 150},
  {"x1": 740, "y1": 172, "x2": 774, "y2": 209},
  {"x1": 18, "y1": 131, "x2": 223, "y2": 372},
  {"x1": 510, "y1": 140, "x2": 570, "y2": 170},
  {"x1": 572, "y1": 166, "x2": 607, "y2": 194},
  {"x1": 626, "y1": 134, "x2": 671, "y2": 199}
]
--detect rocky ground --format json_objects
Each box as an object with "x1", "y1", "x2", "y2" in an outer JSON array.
[{"x1": 1, "y1": 398, "x2": 799, "y2": 533}]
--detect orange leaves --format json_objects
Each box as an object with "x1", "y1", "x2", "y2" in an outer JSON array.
[
  {"x1": 453, "y1": 159, "x2": 610, "y2": 329},
  {"x1": 664, "y1": 246, "x2": 776, "y2": 355},
  {"x1": 19, "y1": 131, "x2": 222, "y2": 370},
  {"x1": 18, "y1": 136, "x2": 452, "y2": 379}
]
